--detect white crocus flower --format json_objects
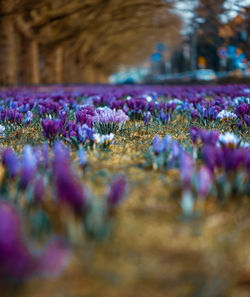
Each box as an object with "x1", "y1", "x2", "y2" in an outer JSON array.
[
  {"x1": 217, "y1": 110, "x2": 237, "y2": 121},
  {"x1": 0, "y1": 125, "x2": 6, "y2": 138},
  {"x1": 217, "y1": 132, "x2": 241, "y2": 149}
]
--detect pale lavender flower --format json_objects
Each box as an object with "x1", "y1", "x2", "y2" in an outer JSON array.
[
  {"x1": 179, "y1": 151, "x2": 194, "y2": 190},
  {"x1": 21, "y1": 145, "x2": 37, "y2": 188},
  {"x1": 93, "y1": 107, "x2": 128, "y2": 134},
  {"x1": 197, "y1": 166, "x2": 213, "y2": 198},
  {"x1": 78, "y1": 148, "x2": 87, "y2": 167},
  {"x1": 152, "y1": 135, "x2": 162, "y2": 155}
]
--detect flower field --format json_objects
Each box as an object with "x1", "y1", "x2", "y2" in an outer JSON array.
[{"x1": 0, "y1": 84, "x2": 250, "y2": 297}]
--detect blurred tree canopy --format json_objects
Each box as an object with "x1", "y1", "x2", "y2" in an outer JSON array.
[
  {"x1": 172, "y1": 0, "x2": 249, "y2": 72},
  {"x1": 196, "y1": 0, "x2": 225, "y2": 71},
  {"x1": 0, "y1": 0, "x2": 181, "y2": 84}
]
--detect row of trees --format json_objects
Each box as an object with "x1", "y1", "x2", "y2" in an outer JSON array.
[
  {"x1": 0, "y1": 0, "x2": 181, "y2": 85},
  {"x1": 171, "y1": 0, "x2": 249, "y2": 72},
  {"x1": 196, "y1": 0, "x2": 249, "y2": 70}
]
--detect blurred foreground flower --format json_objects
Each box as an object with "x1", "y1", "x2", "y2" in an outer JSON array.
[
  {"x1": 199, "y1": 129, "x2": 220, "y2": 146},
  {"x1": 2, "y1": 148, "x2": 19, "y2": 178},
  {"x1": 196, "y1": 166, "x2": 213, "y2": 198},
  {"x1": 21, "y1": 145, "x2": 37, "y2": 189},
  {"x1": 179, "y1": 151, "x2": 195, "y2": 216},
  {"x1": 106, "y1": 174, "x2": 129, "y2": 209},
  {"x1": 78, "y1": 148, "x2": 87, "y2": 167},
  {"x1": 190, "y1": 126, "x2": 199, "y2": 145},
  {"x1": 179, "y1": 151, "x2": 194, "y2": 190},
  {"x1": 0, "y1": 201, "x2": 70, "y2": 280},
  {"x1": 53, "y1": 142, "x2": 89, "y2": 213}
]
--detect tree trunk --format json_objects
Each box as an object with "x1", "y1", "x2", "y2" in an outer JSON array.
[
  {"x1": 55, "y1": 47, "x2": 63, "y2": 84},
  {"x1": 97, "y1": 69, "x2": 108, "y2": 83},
  {"x1": 30, "y1": 40, "x2": 40, "y2": 84},
  {"x1": 0, "y1": 15, "x2": 18, "y2": 85},
  {"x1": 21, "y1": 38, "x2": 40, "y2": 84},
  {"x1": 83, "y1": 64, "x2": 97, "y2": 83}
]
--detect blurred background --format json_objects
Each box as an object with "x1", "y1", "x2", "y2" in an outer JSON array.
[{"x1": 0, "y1": 0, "x2": 249, "y2": 85}]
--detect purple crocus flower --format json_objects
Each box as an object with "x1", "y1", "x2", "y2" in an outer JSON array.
[
  {"x1": 0, "y1": 109, "x2": 6, "y2": 122},
  {"x1": 78, "y1": 124, "x2": 95, "y2": 144},
  {"x1": 171, "y1": 140, "x2": 181, "y2": 159},
  {"x1": 197, "y1": 166, "x2": 213, "y2": 198},
  {"x1": 20, "y1": 145, "x2": 37, "y2": 189},
  {"x1": 190, "y1": 126, "x2": 199, "y2": 144},
  {"x1": 236, "y1": 103, "x2": 249, "y2": 118},
  {"x1": 161, "y1": 135, "x2": 172, "y2": 151},
  {"x1": 75, "y1": 110, "x2": 88, "y2": 125},
  {"x1": 199, "y1": 129, "x2": 220, "y2": 146},
  {"x1": 238, "y1": 120, "x2": 242, "y2": 129},
  {"x1": 144, "y1": 111, "x2": 151, "y2": 125},
  {"x1": 7, "y1": 108, "x2": 15, "y2": 122},
  {"x1": 42, "y1": 143, "x2": 49, "y2": 168},
  {"x1": 15, "y1": 111, "x2": 23, "y2": 124},
  {"x1": 106, "y1": 174, "x2": 129, "y2": 209},
  {"x1": 179, "y1": 151, "x2": 194, "y2": 189},
  {"x1": 191, "y1": 109, "x2": 200, "y2": 120},
  {"x1": 152, "y1": 135, "x2": 162, "y2": 155},
  {"x1": 62, "y1": 120, "x2": 76, "y2": 138},
  {"x1": 245, "y1": 149, "x2": 250, "y2": 177},
  {"x1": 53, "y1": 143, "x2": 88, "y2": 213},
  {"x1": 2, "y1": 148, "x2": 20, "y2": 178},
  {"x1": 33, "y1": 176, "x2": 45, "y2": 204},
  {"x1": 41, "y1": 118, "x2": 62, "y2": 141},
  {"x1": 223, "y1": 147, "x2": 245, "y2": 173},
  {"x1": 38, "y1": 105, "x2": 45, "y2": 116},
  {"x1": 152, "y1": 135, "x2": 172, "y2": 156},
  {"x1": 244, "y1": 114, "x2": 250, "y2": 126},
  {"x1": 0, "y1": 201, "x2": 70, "y2": 280},
  {"x1": 202, "y1": 145, "x2": 224, "y2": 172},
  {"x1": 53, "y1": 141, "x2": 70, "y2": 160},
  {"x1": 159, "y1": 109, "x2": 170, "y2": 124},
  {"x1": 58, "y1": 110, "x2": 67, "y2": 125},
  {"x1": 78, "y1": 148, "x2": 86, "y2": 167},
  {"x1": 169, "y1": 141, "x2": 182, "y2": 168},
  {"x1": 25, "y1": 111, "x2": 33, "y2": 125}
]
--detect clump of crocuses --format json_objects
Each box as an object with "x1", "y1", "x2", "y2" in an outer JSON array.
[
  {"x1": 144, "y1": 134, "x2": 181, "y2": 171},
  {"x1": 93, "y1": 107, "x2": 128, "y2": 134}
]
